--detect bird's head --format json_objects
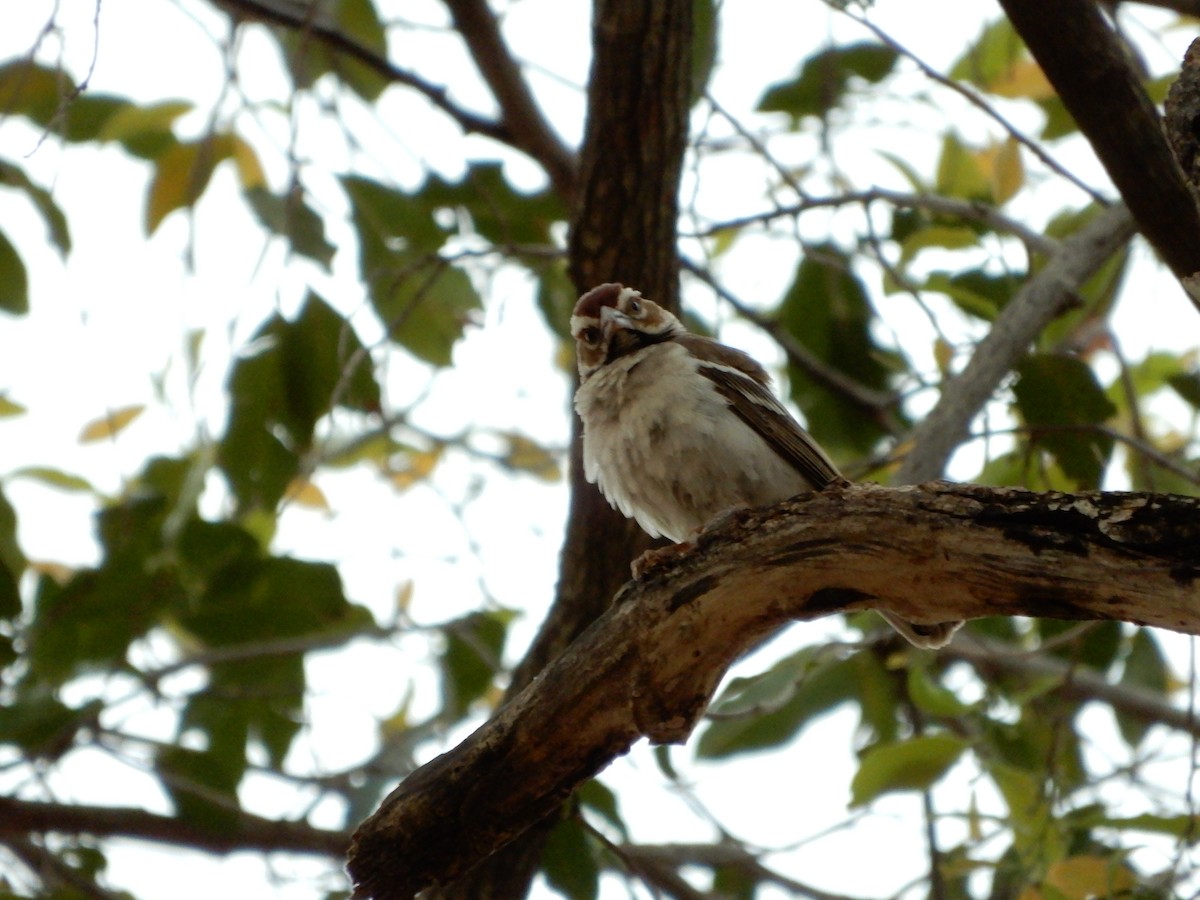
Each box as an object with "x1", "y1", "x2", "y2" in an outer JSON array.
[{"x1": 570, "y1": 283, "x2": 683, "y2": 381}]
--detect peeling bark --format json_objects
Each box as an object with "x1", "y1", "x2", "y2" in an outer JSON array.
[{"x1": 348, "y1": 481, "x2": 1200, "y2": 899}]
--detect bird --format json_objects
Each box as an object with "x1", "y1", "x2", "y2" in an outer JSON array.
[{"x1": 571, "y1": 282, "x2": 960, "y2": 649}]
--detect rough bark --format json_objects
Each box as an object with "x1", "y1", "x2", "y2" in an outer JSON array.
[
  {"x1": 1000, "y1": 0, "x2": 1200, "y2": 291},
  {"x1": 348, "y1": 481, "x2": 1200, "y2": 899},
  {"x1": 420, "y1": 2, "x2": 694, "y2": 896}
]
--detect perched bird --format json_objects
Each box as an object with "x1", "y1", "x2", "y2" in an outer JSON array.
[{"x1": 571, "y1": 282, "x2": 960, "y2": 649}]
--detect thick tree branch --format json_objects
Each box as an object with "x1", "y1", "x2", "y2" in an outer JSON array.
[
  {"x1": 348, "y1": 481, "x2": 1200, "y2": 899},
  {"x1": 0, "y1": 796, "x2": 349, "y2": 857},
  {"x1": 1000, "y1": 0, "x2": 1200, "y2": 292},
  {"x1": 896, "y1": 202, "x2": 1135, "y2": 482}
]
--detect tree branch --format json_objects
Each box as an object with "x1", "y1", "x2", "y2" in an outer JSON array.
[
  {"x1": 896, "y1": 202, "x2": 1135, "y2": 482},
  {"x1": 441, "y1": 0, "x2": 578, "y2": 200},
  {"x1": 348, "y1": 481, "x2": 1200, "y2": 898},
  {"x1": 1001, "y1": 0, "x2": 1200, "y2": 291},
  {"x1": 0, "y1": 796, "x2": 349, "y2": 857},
  {"x1": 945, "y1": 635, "x2": 1200, "y2": 738},
  {"x1": 209, "y1": 0, "x2": 571, "y2": 180}
]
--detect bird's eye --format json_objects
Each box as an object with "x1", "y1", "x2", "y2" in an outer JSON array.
[
  {"x1": 580, "y1": 326, "x2": 601, "y2": 345},
  {"x1": 628, "y1": 299, "x2": 641, "y2": 314}
]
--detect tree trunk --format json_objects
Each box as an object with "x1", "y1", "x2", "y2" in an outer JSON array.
[{"x1": 417, "y1": 1, "x2": 694, "y2": 897}]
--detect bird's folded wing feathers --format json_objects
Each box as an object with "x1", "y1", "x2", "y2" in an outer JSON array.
[{"x1": 676, "y1": 334, "x2": 842, "y2": 489}]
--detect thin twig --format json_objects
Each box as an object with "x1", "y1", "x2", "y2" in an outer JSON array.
[
  {"x1": 681, "y1": 258, "x2": 901, "y2": 424},
  {"x1": 688, "y1": 189, "x2": 1059, "y2": 257},
  {"x1": 845, "y1": 9, "x2": 1108, "y2": 206}
]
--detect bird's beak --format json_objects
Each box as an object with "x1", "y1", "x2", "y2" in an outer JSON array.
[{"x1": 600, "y1": 305, "x2": 633, "y2": 338}]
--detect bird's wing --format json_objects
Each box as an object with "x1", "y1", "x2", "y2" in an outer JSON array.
[{"x1": 675, "y1": 334, "x2": 842, "y2": 489}]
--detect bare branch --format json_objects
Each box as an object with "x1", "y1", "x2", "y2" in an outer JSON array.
[
  {"x1": 895, "y1": 202, "x2": 1135, "y2": 483},
  {"x1": 441, "y1": 0, "x2": 578, "y2": 199},
  {"x1": 945, "y1": 635, "x2": 1200, "y2": 738},
  {"x1": 208, "y1": 0, "x2": 536, "y2": 168},
  {"x1": 348, "y1": 481, "x2": 1200, "y2": 898},
  {"x1": 687, "y1": 189, "x2": 1059, "y2": 256},
  {"x1": 0, "y1": 796, "x2": 349, "y2": 857},
  {"x1": 848, "y1": 10, "x2": 1108, "y2": 206},
  {"x1": 682, "y1": 259, "x2": 900, "y2": 425}
]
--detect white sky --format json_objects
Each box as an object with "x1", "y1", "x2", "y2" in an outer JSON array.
[{"x1": 1, "y1": 1, "x2": 1199, "y2": 898}]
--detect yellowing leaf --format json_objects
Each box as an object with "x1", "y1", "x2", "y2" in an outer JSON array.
[
  {"x1": 501, "y1": 433, "x2": 561, "y2": 482},
  {"x1": 98, "y1": 100, "x2": 192, "y2": 143},
  {"x1": 145, "y1": 136, "x2": 234, "y2": 234},
  {"x1": 993, "y1": 138, "x2": 1023, "y2": 203},
  {"x1": 933, "y1": 337, "x2": 954, "y2": 375},
  {"x1": 284, "y1": 478, "x2": 331, "y2": 511},
  {"x1": 78, "y1": 405, "x2": 144, "y2": 443},
  {"x1": 12, "y1": 466, "x2": 95, "y2": 493},
  {"x1": 936, "y1": 134, "x2": 990, "y2": 200},
  {"x1": 1020, "y1": 855, "x2": 1137, "y2": 900},
  {"x1": 990, "y1": 59, "x2": 1055, "y2": 100},
  {"x1": 0, "y1": 394, "x2": 25, "y2": 417},
  {"x1": 389, "y1": 447, "x2": 443, "y2": 490},
  {"x1": 29, "y1": 560, "x2": 75, "y2": 584},
  {"x1": 231, "y1": 135, "x2": 267, "y2": 190},
  {"x1": 394, "y1": 580, "x2": 415, "y2": 613}
]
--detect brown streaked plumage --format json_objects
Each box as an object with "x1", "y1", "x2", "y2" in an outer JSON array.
[{"x1": 570, "y1": 283, "x2": 961, "y2": 649}]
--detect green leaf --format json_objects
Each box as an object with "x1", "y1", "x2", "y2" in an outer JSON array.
[
  {"x1": 1037, "y1": 619, "x2": 1121, "y2": 671},
  {"x1": 898, "y1": 225, "x2": 979, "y2": 266},
  {"x1": 0, "y1": 689, "x2": 99, "y2": 758},
  {"x1": 775, "y1": 248, "x2": 903, "y2": 456},
  {"x1": 907, "y1": 665, "x2": 975, "y2": 718},
  {"x1": 440, "y1": 609, "x2": 514, "y2": 716},
  {"x1": 1013, "y1": 355, "x2": 1117, "y2": 488},
  {"x1": 691, "y1": 0, "x2": 717, "y2": 101},
  {"x1": 372, "y1": 257, "x2": 479, "y2": 367},
  {"x1": 1117, "y1": 629, "x2": 1169, "y2": 747},
  {"x1": 156, "y1": 743, "x2": 244, "y2": 831},
  {"x1": 245, "y1": 187, "x2": 336, "y2": 270},
  {"x1": 1168, "y1": 370, "x2": 1200, "y2": 409},
  {"x1": 284, "y1": 0, "x2": 389, "y2": 100},
  {"x1": 949, "y1": 18, "x2": 1026, "y2": 91},
  {"x1": 922, "y1": 269, "x2": 1022, "y2": 322},
  {"x1": 219, "y1": 295, "x2": 379, "y2": 511},
  {"x1": 697, "y1": 648, "x2": 859, "y2": 758},
  {"x1": 578, "y1": 779, "x2": 627, "y2": 840},
  {"x1": 935, "y1": 134, "x2": 991, "y2": 201},
  {"x1": 850, "y1": 734, "x2": 968, "y2": 807},
  {"x1": 180, "y1": 556, "x2": 367, "y2": 647},
  {"x1": 542, "y1": 816, "x2": 599, "y2": 900},
  {"x1": 0, "y1": 161, "x2": 72, "y2": 256},
  {"x1": 26, "y1": 562, "x2": 178, "y2": 685},
  {"x1": 285, "y1": 292, "x2": 382, "y2": 428},
  {"x1": 0, "y1": 229, "x2": 29, "y2": 315},
  {"x1": 219, "y1": 320, "x2": 297, "y2": 513},
  {"x1": 0, "y1": 486, "x2": 24, "y2": 620},
  {"x1": 0, "y1": 59, "x2": 74, "y2": 124},
  {"x1": 417, "y1": 161, "x2": 566, "y2": 248},
  {"x1": 1100, "y1": 812, "x2": 1199, "y2": 839},
  {"x1": 986, "y1": 760, "x2": 1051, "y2": 856},
  {"x1": 758, "y1": 43, "x2": 898, "y2": 123},
  {"x1": 98, "y1": 99, "x2": 191, "y2": 158},
  {"x1": 11, "y1": 465, "x2": 97, "y2": 494}
]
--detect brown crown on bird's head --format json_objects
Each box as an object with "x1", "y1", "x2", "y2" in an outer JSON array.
[{"x1": 572, "y1": 282, "x2": 627, "y2": 320}]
